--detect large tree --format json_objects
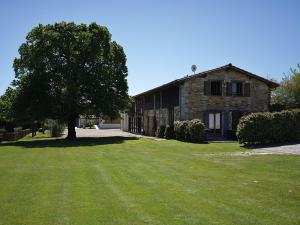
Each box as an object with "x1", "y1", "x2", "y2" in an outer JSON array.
[
  {"x1": 13, "y1": 22, "x2": 129, "y2": 139},
  {"x1": 271, "y1": 64, "x2": 300, "y2": 109}
]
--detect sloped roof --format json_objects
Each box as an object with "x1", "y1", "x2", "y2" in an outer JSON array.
[{"x1": 134, "y1": 63, "x2": 279, "y2": 97}]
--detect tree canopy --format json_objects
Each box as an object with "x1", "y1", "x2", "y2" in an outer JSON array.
[
  {"x1": 271, "y1": 64, "x2": 300, "y2": 109},
  {"x1": 0, "y1": 87, "x2": 17, "y2": 123},
  {"x1": 13, "y1": 22, "x2": 129, "y2": 139}
]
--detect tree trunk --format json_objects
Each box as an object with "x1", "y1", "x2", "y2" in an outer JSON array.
[
  {"x1": 31, "y1": 123, "x2": 36, "y2": 137},
  {"x1": 67, "y1": 114, "x2": 77, "y2": 139}
]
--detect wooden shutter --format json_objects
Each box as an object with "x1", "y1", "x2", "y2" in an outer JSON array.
[
  {"x1": 204, "y1": 81, "x2": 211, "y2": 95},
  {"x1": 244, "y1": 83, "x2": 250, "y2": 97},
  {"x1": 226, "y1": 82, "x2": 232, "y2": 96}
]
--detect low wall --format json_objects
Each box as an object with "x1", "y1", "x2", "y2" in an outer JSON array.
[{"x1": 0, "y1": 129, "x2": 31, "y2": 142}]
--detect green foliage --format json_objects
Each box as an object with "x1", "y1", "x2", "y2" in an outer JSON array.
[
  {"x1": 84, "y1": 119, "x2": 94, "y2": 129},
  {"x1": 0, "y1": 87, "x2": 17, "y2": 123},
  {"x1": 174, "y1": 120, "x2": 205, "y2": 143},
  {"x1": 155, "y1": 125, "x2": 166, "y2": 138},
  {"x1": 174, "y1": 121, "x2": 189, "y2": 141},
  {"x1": 237, "y1": 109, "x2": 300, "y2": 145},
  {"x1": 44, "y1": 119, "x2": 65, "y2": 137},
  {"x1": 164, "y1": 125, "x2": 175, "y2": 139},
  {"x1": 187, "y1": 119, "x2": 205, "y2": 143},
  {"x1": 12, "y1": 22, "x2": 129, "y2": 139},
  {"x1": 271, "y1": 64, "x2": 300, "y2": 109}
]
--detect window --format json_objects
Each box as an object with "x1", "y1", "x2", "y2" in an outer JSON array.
[
  {"x1": 210, "y1": 81, "x2": 222, "y2": 96},
  {"x1": 209, "y1": 113, "x2": 221, "y2": 133},
  {"x1": 232, "y1": 81, "x2": 243, "y2": 96}
]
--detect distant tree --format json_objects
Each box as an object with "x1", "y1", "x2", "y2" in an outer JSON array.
[
  {"x1": 0, "y1": 87, "x2": 17, "y2": 123},
  {"x1": 13, "y1": 22, "x2": 129, "y2": 139},
  {"x1": 271, "y1": 64, "x2": 300, "y2": 109}
]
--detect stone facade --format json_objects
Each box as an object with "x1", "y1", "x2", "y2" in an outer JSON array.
[
  {"x1": 181, "y1": 69, "x2": 270, "y2": 119},
  {"x1": 124, "y1": 64, "x2": 277, "y2": 137}
]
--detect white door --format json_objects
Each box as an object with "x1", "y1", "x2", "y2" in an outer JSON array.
[{"x1": 209, "y1": 113, "x2": 221, "y2": 130}]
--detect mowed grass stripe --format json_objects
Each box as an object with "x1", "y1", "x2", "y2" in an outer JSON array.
[
  {"x1": 95, "y1": 140, "x2": 298, "y2": 223},
  {"x1": 0, "y1": 136, "x2": 299, "y2": 225},
  {"x1": 0, "y1": 148, "x2": 42, "y2": 224},
  {"x1": 94, "y1": 141, "x2": 248, "y2": 225}
]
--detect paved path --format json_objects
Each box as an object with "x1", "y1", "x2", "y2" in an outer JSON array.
[
  {"x1": 65, "y1": 128, "x2": 165, "y2": 141},
  {"x1": 72, "y1": 128, "x2": 135, "y2": 138},
  {"x1": 248, "y1": 143, "x2": 300, "y2": 155}
]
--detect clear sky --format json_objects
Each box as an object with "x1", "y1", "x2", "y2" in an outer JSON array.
[{"x1": 0, "y1": 0, "x2": 299, "y2": 96}]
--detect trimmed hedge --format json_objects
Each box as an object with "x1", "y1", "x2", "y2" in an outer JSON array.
[
  {"x1": 174, "y1": 120, "x2": 189, "y2": 141},
  {"x1": 237, "y1": 109, "x2": 300, "y2": 145},
  {"x1": 155, "y1": 125, "x2": 166, "y2": 138},
  {"x1": 188, "y1": 119, "x2": 205, "y2": 143},
  {"x1": 174, "y1": 119, "x2": 205, "y2": 143}
]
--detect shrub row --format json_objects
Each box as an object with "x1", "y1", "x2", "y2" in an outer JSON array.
[
  {"x1": 174, "y1": 119, "x2": 205, "y2": 143},
  {"x1": 236, "y1": 109, "x2": 300, "y2": 145}
]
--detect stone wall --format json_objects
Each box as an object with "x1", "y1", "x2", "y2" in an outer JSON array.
[
  {"x1": 180, "y1": 69, "x2": 271, "y2": 121},
  {"x1": 174, "y1": 106, "x2": 180, "y2": 121}
]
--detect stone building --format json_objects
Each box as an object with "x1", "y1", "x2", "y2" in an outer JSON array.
[{"x1": 121, "y1": 64, "x2": 278, "y2": 137}]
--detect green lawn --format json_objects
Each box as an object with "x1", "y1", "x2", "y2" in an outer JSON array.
[{"x1": 0, "y1": 134, "x2": 299, "y2": 225}]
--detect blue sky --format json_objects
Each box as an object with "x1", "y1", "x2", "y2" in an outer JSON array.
[{"x1": 0, "y1": 0, "x2": 299, "y2": 95}]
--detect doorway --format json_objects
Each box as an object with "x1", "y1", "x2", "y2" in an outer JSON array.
[{"x1": 209, "y1": 112, "x2": 221, "y2": 135}]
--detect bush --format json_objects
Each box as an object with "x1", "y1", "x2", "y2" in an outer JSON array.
[
  {"x1": 187, "y1": 119, "x2": 205, "y2": 143},
  {"x1": 156, "y1": 125, "x2": 166, "y2": 138},
  {"x1": 164, "y1": 125, "x2": 175, "y2": 139},
  {"x1": 84, "y1": 119, "x2": 94, "y2": 129},
  {"x1": 174, "y1": 121, "x2": 189, "y2": 141},
  {"x1": 237, "y1": 109, "x2": 300, "y2": 145},
  {"x1": 45, "y1": 119, "x2": 65, "y2": 137},
  {"x1": 174, "y1": 120, "x2": 205, "y2": 143}
]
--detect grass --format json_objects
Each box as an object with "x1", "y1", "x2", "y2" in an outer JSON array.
[{"x1": 0, "y1": 133, "x2": 299, "y2": 225}]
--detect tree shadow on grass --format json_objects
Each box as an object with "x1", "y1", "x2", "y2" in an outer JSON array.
[{"x1": 0, "y1": 136, "x2": 139, "y2": 148}]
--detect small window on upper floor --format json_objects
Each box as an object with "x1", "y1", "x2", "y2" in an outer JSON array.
[
  {"x1": 232, "y1": 81, "x2": 243, "y2": 96},
  {"x1": 210, "y1": 81, "x2": 222, "y2": 96}
]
